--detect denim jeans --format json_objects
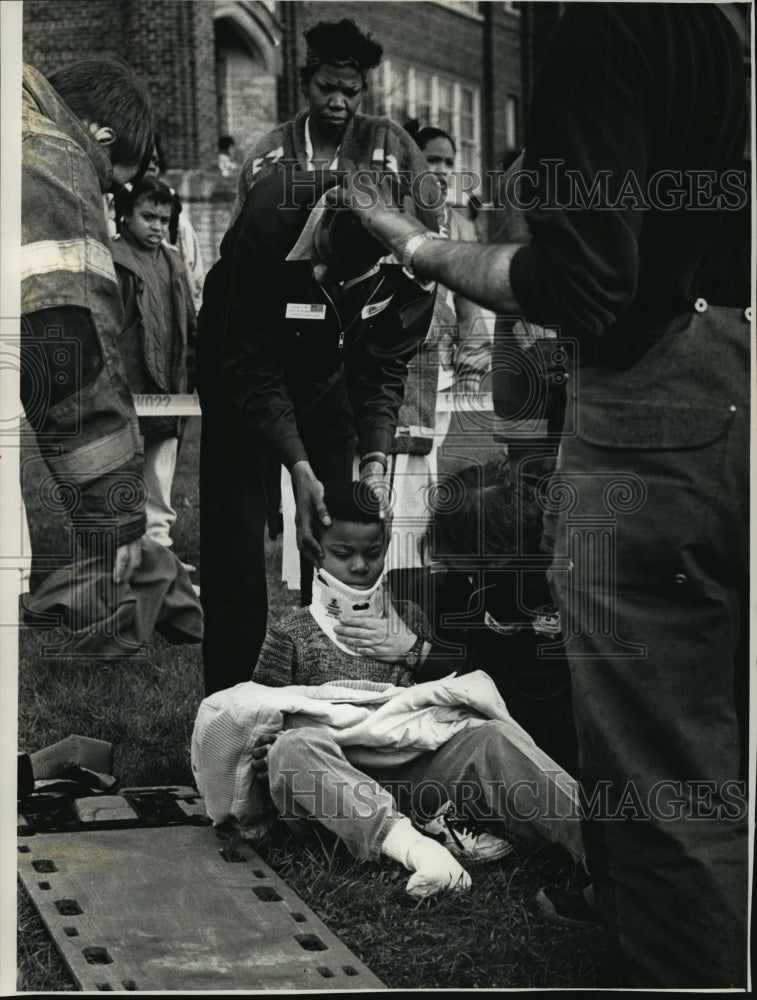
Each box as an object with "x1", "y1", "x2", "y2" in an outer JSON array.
[{"x1": 546, "y1": 305, "x2": 749, "y2": 987}]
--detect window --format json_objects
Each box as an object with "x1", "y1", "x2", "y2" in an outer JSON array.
[
  {"x1": 459, "y1": 87, "x2": 477, "y2": 172},
  {"x1": 378, "y1": 61, "x2": 482, "y2": 177},
  {"x1": 437, "y1": 79, "x2": 455, "y2": 136},
  {"x1": 431, "y1": 1, "x2": 484, "y2": 19},
  {"x1": 385, "y1": 62, "x2": 412, "y2": 126},
  {"x1": 415, "y1": 72, "x2": 433, "y2": 128}
]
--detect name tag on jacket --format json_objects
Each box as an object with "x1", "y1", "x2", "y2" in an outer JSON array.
[{"x1": 285, "y1": 303, "x2": 326, "y2": 320}]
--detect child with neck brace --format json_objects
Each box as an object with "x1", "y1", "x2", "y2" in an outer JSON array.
[
  {"x1": 253, "y1": 482, "x2": 585, "y2": 899},
  {"x1": 254, "y1": 482, "x2": 429, "y2": 690}
]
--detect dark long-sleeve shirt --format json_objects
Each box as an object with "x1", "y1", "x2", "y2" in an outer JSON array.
[{"x1": 509, "y1": 3, "x2": 749, "y2": 366}]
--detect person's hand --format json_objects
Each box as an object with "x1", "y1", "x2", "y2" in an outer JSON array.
[
  {"x1": 113, "y1": 536, "x2": 143, "y2": 585},
  {"x1": 334, "y1": 606, "x2": 416, "y2": 662},
  {"x1": 326, "y1": 166, "x2": 429, "y2": 261},
  {"x1": 291, "y1": 461, "x2": 331, "y2": 567},
  {"x1": 249, "y1": 734, "x2": 277, "y2": 780},
  {"x1": 358, "y1": 460, "x2": 390, "y2": 521}
]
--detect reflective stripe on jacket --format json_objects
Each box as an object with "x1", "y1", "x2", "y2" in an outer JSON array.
[{"x1": 21, "y1": 63, "x2": 143, "y2": 497}]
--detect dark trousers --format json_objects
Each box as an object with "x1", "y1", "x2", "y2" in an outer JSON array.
[
  {"x1": 199, "y1": 377, "x2": 356, "y2": 695},
  {"x1": 547, "y1": 306, "x2": 749, "y2": 987}
]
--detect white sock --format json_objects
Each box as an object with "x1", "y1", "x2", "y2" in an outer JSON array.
[{"x1": 381, "y1": 817, "x2": 471, "y2": 899}]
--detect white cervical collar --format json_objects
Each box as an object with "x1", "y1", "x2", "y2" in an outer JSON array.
[{"x1": 309, "y1": 566, "x2": 386, "y2": 656}]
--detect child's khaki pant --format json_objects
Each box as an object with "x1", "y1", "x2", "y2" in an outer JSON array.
[{"x1": 267, "y1": 719, "x2": 585, "y2": 863}]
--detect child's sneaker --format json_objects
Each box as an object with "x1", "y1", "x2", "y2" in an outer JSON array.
[{"x1": 415, "y1": 800, "x2": 513, "y2": 863}]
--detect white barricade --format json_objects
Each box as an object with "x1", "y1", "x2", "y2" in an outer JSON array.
[{"x1": 132, "y1": 393, "x2": 494, "y2": 418}]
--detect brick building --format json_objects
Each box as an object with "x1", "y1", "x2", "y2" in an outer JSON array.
[
  {"x1": 275, "y1": 0, "x2": 525, "y2": 181},
  {"x1": 23, "y1": 0, "x2": 220, "y2": 170},
  {"x1": 23, "y1": 0, "x2": 561, "y2": 191}
]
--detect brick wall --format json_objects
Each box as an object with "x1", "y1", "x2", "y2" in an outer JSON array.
[
  {"x1": 23, "y1": 0, "x2": 127, "y2": 70},
  {"x1": 189, "y1": 2, "x2": 221, "y2": 170},
  {"x1": 23, "y1": 0, "x2": 217, "y2": 170},
  {"x1": 489, "y1": 3, "x2": 524, "y2": 164}
]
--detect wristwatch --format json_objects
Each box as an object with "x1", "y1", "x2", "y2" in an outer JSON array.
[
  {"x1": 402, "y1": 634, "x2": 426, "y2": 670},
  {"x1": 399, "y1": 231, "x2": 441, "y2": 280}
]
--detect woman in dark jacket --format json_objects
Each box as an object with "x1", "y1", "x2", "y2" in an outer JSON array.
[{"x1": 197, "y1": 168, "x2": 438, "y2": 696}]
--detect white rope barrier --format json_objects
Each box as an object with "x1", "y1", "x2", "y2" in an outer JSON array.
[
  {"x1": 133, "y1": 394, "x2": 203, "y2": 417},
  {"x1": 132, "y1": 393, "x2": 494, "y2": 417}
]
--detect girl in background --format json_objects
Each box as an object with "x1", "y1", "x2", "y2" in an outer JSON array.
[{"x1": 145, "y1": 135, "x2": 206, "y2": 313}]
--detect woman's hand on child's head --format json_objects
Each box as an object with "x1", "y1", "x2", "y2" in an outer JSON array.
[
  {"x1": 335, "y1": 607, "x2": 416, "y2": 662},
  {"x1": 291, "y1": 461, "x2": 330, "y2": 566}
]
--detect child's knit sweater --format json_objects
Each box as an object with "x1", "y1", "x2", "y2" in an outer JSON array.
[{"x1": 252, "y1": 598, "x2": 431, "y2": 689}]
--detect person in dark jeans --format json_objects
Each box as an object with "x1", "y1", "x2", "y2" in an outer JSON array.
[
  {"x1": 197, "y1": 169, "x2": 437, "y2": 695},
  {"x1": 336, "y1": 3, "x2": 750, "y2": 987}
]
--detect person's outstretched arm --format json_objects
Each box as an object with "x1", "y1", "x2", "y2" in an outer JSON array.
[
  {"x1": 335, "y1": 6, "x2": 671, "y2": 347},
  {"x1": 330, "y1": 173, "x2": 523, "y2": 315}
]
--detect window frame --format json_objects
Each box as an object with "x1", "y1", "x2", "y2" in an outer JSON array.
[
  {"x1": 428, "y1": 1, "x2": 485, "y2": 22},
  {"x1": 380, "y1": 59, "x2": 482, "y2": 178},
  {"x1": 504, "y1": 92, "x2": 520, "y2": 150}
]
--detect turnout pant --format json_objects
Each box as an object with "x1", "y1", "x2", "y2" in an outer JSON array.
[
  {"x1": 546, "y1": 305, "x2": 749, "y2": 988},
  {"x1": 199, "y1": 377, "x2": 356, "y2": 695}
]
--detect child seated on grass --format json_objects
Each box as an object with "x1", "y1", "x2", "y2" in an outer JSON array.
[
  {"x1": 251, "y1": 481, "x2": 586, "y2": 900},
  {"x1": 111, "y1": 177, "x2": 196, "y2": 553}
]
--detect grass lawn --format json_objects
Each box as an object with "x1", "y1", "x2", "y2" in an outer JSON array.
[{"x1": 16, "y1": 418, "x2": 619, "y2": 990}]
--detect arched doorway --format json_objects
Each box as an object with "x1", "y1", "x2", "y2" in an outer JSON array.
[{"x1": 214, "y1": 2, "x2": 281, "y2": 156}]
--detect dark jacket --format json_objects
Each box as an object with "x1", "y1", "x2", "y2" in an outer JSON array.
[
  {"x1": 21, "y1": 63, "x2": 145, "y2": 542},
  {"x1": 111, "y1": 233, "x2": 197, "y2": 437},
  {"x1": 198, "y1": 171, "x2": 436, "y2": 468}
]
